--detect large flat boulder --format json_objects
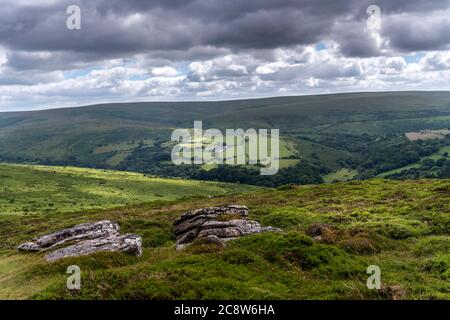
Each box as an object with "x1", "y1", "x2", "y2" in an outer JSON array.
[
  {"x1": 18, "y1": 220, "x2": 142, "y2": 262},
  {"x1": 45, "y1": 234, "x2": 142, "y2": 262}
]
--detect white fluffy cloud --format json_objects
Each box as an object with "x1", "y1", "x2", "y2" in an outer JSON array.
[
  {"x1": 420, "y1": 52, "x2": 450, "y2": 71},
  {"x1": 1, "y1": 43, "x2": 450, "y2": 111},
  {"x1": 152, "y1": 66, "x2": 178, "y2": 77}
]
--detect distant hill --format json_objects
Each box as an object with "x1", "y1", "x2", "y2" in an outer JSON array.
[{"x1": 1, "y1": 91, "x2": 449, "y2": 185}]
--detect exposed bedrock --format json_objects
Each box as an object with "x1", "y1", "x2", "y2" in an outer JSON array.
[
  {"x1": 18, "y1": 220, "x2": 142, "y2": 262},
  {"x1": 173, "y1": 205, "x2": 280, "y2": 250}
]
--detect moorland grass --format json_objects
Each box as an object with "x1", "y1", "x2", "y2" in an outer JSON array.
[
  {"x1": 0, "y1": 178, "x2": 448, "y2": 299},
  {"x1": 0, "y1": 163, "x2": 259, "y2": 215}
]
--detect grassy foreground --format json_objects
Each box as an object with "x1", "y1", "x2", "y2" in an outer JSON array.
[
  {"x1": 0, "y1": 178, "x2": 448, "y2": 299},
  {"x1": 0, "y1": 163, "x2": 259, "y2": 215}
]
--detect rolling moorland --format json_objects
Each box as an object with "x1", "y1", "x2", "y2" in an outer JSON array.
[
  {"x1": 0, "y1": 177, "x2": 448, "y2": 299},
  {"x1": 0, "y1": 92, "x2": 448, "y2": 300},
  {"x1": 0, "y1": 91, "x2": 449, "y2": 186},
  {"x1": 0, "y1": 163, "x2": 258, "y2": 215}
]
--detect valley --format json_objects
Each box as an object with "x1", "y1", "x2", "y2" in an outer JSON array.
[{"x1": 1, "y1": 92, "x2": 449, "y2": 186}]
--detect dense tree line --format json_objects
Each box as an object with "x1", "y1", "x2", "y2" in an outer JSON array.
[
  {"x1": 299, "y1": 133, "x2": 448, "y2": 179},
  {"x1": 386, "y1": 157, "x2": 450, "y2": 179},
  {"x1": 2, "y1": 131, "x2": 448, "y2": 187}
]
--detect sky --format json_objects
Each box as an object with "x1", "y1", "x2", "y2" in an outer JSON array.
[{"x1": 0, "y1": 0, "x2": 449, "y2": 111}]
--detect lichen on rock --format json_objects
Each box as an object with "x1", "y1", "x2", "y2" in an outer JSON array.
[
  {"x1": 173, "y1": 205, "x2": 280, "y2": 250},
  {"x1": 17, "y1": 220, "x2": 142, "y2": 262}
]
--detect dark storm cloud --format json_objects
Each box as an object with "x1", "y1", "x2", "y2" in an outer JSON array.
[
  {"x1": 331, "y1": 20, "x2": 383, "y2": 57},
  {"x1": 5, "y1": 50, "x2": 105, "y2": 71},
  {"x1": 0, "y1": 0, "x2": 449, "y2": 71},
  {"x1": 382, "y1": 13, "x2": 450, "y2": 52}
]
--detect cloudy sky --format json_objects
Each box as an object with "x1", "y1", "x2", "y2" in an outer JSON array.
[{"x1": 0, "y1": 0, "x2": 449, "y2": 111}]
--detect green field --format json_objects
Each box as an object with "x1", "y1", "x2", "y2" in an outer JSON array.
[
  {"x1": 0, "y1": 164, "x2": 259, "y2": 215},
  {"x1": 378, "y1": 145, "x2": 450, "y2": 178},
  {"x1": 378, "y1": 164, "x2": 422, "y2": 178},
  {"x1": 429, "y1": 146, "x2": 450, "y2": 160},
  {"x1": 0, "y1": 177, "x2": 448, "y2": 299},
  {"x1": 92, "y1": 139, "x2": 154, "y2": 166},
  {"x1": 323, "y1": 169, "x2": 359, "y2": 183}
]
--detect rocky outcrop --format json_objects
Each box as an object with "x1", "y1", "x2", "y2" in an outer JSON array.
[
  {"x1": 45, "y1": 234, "x2": 142, "y2": 262},
  {"x1": 173, "y1": 205, "x2": 280, "y2": 250},
  {"x1": 18, "y1": 220, "x2": 120, "y2": 251},
  {"x1": 18, "y1": 220, "x2": 142, "y2": 262}
]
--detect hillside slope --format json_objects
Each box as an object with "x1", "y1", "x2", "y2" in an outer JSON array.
[
  {"x1": 0, "y1": 178, "x2": 448, "y2": 299},
  {"x1": 0, "y1": 164, "x2": 259, "y2": 215}
]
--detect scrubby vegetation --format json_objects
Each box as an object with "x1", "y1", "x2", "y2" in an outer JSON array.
[{"x1": 0, "y1": 178, "x2": 448, "y2": 300}]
